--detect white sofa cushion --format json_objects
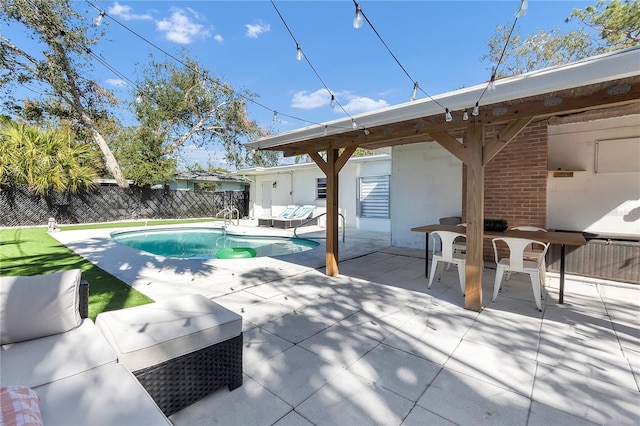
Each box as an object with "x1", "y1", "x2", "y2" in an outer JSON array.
[
  {"x1": 1, "y1": 320, "x2": 117, "y2": 389},
  {"x1": 34, "y1": 363, "x2": 171, "y2": 425},
  {"x1": 0, "y1": 270, "x2": 82, "y2": 344},
  {"x1": 96, "y1": 294, "x2": 242, "y2": 372}
]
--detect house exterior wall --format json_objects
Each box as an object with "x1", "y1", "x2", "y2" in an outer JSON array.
[
  {"x1": 247, "y1": 156, "x2": 391, "y2": 232},
  {"x1": 547, "y1": 114, "x2": 640, "y2": 236},
  {"x1": 391, "y1": 142, "x2": 463, "y2": 249},
  {"x1": 461, "y1": 120, "x2": 549, "y2": 259}
]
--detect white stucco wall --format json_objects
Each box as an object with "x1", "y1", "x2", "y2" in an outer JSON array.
[
  {"x1": 246, "y1": 155, "x2": 392, "y2": 232},
  {"x1": 391, "y1": 142, "x2": 463, "y2": 249},
  {"x1": 547, "y1": 114, "x2": 640, "y2": 236}
]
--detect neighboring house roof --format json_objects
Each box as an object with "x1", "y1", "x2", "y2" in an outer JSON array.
[
  {"x1": 235, "y1": 153, "x2": 391, "y2": 175},
  {"x1": 246, "y1": 46, "x2": 640, "y2": 153},
  {"x1": 174, "y1": 171, "x2": 251, "y2": 184}
]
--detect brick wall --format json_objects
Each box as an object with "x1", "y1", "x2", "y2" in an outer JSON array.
[{"x1": 462, "y1": 120, "x2": 548, "y2": 259}]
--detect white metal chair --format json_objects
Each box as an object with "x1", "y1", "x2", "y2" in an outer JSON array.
[
  {"x1": 492, "y1": 237, "x2": 550, "y2": 311},
  {"x1": 508, "y1": 226, "x2": 548, "y2": 283},
  {"x1": 428, "y1": 231, "x2": 466, "y2": 295}
]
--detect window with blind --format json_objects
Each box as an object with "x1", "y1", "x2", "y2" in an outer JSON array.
[
  {"x1": 357, "y1": 175, "x2": 390, "y2": 218},
  {"x1": 316, "y1": 177, "x2": 327, "y2": 199}
]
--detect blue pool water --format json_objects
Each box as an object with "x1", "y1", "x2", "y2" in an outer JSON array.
[{"x1": 111, "y1": 227, "x2": 319, "y2": 259}]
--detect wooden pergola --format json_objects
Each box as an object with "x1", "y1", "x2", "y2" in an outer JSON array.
[{"x1": 247, "y1": 47, "x2": 640, "y2": 312}]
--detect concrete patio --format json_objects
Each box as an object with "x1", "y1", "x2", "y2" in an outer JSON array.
[{"x1": 52, "y1": 223, "x2": 639, "y2": 425}]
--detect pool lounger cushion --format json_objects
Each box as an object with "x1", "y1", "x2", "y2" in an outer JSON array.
[{"x1": 96, "y1": 294, "x2": 243, "y2": 416}]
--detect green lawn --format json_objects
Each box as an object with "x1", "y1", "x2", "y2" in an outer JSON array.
[{"x1": 0, "y1": 219, "x2": 221, "y2": 320}]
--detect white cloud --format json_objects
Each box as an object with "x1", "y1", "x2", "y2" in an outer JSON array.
[
  {"x1": 156, "y1": 8, "x2": 211, "y2": 44},
  {"x1": 342, "y1": 96, "x2": 389, "y2": 114},
  {"x1": 214, "y1": 34, "x2": 224, "y2": 43},
  {"x1": 291, "y1": 89, "x2": 329, "y2": 109},
  {"x1": 108, "y1": 2, "x2": 153, "y2": 21},
  {"x1": 105, "y1": 78, "x2": 127, "y2": 87},
  {"x1": 245, "y1": 22, "x2": 270, "y2": 39},
  {"x1": 290, "y1": 89, "x2": 388, "y2": 114}
]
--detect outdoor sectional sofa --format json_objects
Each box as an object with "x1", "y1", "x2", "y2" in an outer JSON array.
[{"x1": 0, "y1": 269, "x2": 243, "y2": 425}]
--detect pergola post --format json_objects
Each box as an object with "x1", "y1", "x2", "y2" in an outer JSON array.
[
  {"x1": 464, "y1": 123, "x2": 484, "y2": 312},
  {"x1": 309, "y1": 147, "x2": 356, "y2": 276},
  {"x1": 325, "y1": 149, "x2": 340, "y2": 275}
]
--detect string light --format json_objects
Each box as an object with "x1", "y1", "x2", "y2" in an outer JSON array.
[
  {"x1": 330, "y1": 94, "x2": 336, "y2": 108},
  {"x1": 488, "y1": 73, "x2": 496, "y2": 93},
  {"x1": 445, "y1": 108, "x2": 452, "y2": 122},
  {"x1": 353, "y1": 2, "x2": 364, "y2": 29},
  {"x1": 272, "y1": 110, "x2": 278, "y2": 123},
  {"x1": 515, "y1": 0, "x2": 528, "y2": 18},
  {"x1": 472, "y1": 102, "x2": 480, "y2": 116},
  {"x1": 352, "y1": 119, "x2": 357, "y2": 129},
  {"x1": 54, "y1": 31, "x2": 65, "y2": 44},
  {"x1": 93, "y1": 10, "x2": 105, "y2": 26},
  {"x1": 296, "y1": 43, "x2": 303, "y2": 61},
  {"x1": 462, "y1": 109, "x2": 469, "y2": 121},
  {"x1": 410, "y1": 82, "x2": 418, "y2": 101}
]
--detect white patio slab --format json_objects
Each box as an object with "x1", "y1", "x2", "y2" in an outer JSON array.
[{"x1": 50, "y1": 224, "x2": 639, "y2": 425}]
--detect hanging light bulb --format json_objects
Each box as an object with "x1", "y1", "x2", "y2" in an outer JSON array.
[
  {"x1": 515, "y1": 0, "x2": 528, "y2": 18},
  {"x1": 488, "y1": 73, "x2": 496, "y2": 93},
  {"x1": 93, "y1": 11, "x2": 106, "y2": 26},
  {"x1": 272, "y1": 111, "x2": 278, "y2": 123},
  {"x1": 445, "y1": 108, "x2": 453, "y2": 122},
  {"x1": 323, "y1": 125, "x2": 328, "y2": 136},
  {"x1": 472, "y1": 102, "x2": 480, "y2": 116},
  {"x1": 410, "y1": 82, "x2": 418, "y2": 101},
  {"x1": 462, "y1": 109, "x2": 469, "y2": 121},
  {"x1": 330, "y1": 94, "x2": 336, "y2": 108},
  {"x1": 352, "y1": 119, "x2": 358, "y2": 129},
  {"x1": 296, "y1": 43, "x2": 303, "y2": 61},
  {"x1": 363, "y1": 128, "x2": 370, "y2": 136},
  {"x1": 54, "y1": 31, "x2": 65, "y2": 44},
  {"x1": 353, "y1": 3, "x2": 364, "y2": 29}
]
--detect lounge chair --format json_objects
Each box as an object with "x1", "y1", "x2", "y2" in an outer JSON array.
[
  {"x1": 258, "y1": 205, "x2": 300, "y2": 227},
  {"x1": 272, "y1": 205, "x2": 317, "y2": 229}
]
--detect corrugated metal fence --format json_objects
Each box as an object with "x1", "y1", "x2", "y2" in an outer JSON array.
[{"x1": 0, "y1": 186, "x2": 249, "y2": 227}]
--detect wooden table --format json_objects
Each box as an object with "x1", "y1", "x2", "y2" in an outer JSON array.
[{"x1": 411, "y1": 224, "x2": 587, "y2": 304}]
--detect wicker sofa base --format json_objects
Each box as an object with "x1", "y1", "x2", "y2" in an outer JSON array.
[{"x1": 133, "y1": 333, "x2": 243, "y2": 417}]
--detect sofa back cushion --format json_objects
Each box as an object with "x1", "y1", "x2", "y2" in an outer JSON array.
[{"x1": 0, "y1": 270, "x2": 82, "y2": 344}]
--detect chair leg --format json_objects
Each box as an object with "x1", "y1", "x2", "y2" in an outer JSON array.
[
  {"x1": 529, "y1": 271, "x2": 543, "y2": 311},
  {"x1": 428, "y1": 260, "x2": 439, "y2": 289},
  {"x1": 493, "y1": 268, "x2": 505, "y2": 301},
  {"x1": 456, "y1": 262, "x2": 465, "y2": 295},
  {"x1": 437, "y1": 262, "x2": 445, "y2": 282}
]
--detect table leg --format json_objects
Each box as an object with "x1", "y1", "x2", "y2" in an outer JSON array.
[
  {"x1": 559, "y1": 244, "x2": 566, "y2": 304},
  {"x1": 424, "y1": 233, "x2": 430, "y2": 278}
]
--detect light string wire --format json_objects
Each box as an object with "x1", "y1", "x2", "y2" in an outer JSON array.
[
  {"x1": 84, "y1": 0, "x2": 351, "y2": 132},
  {"x1": 475, "y1": 15, "x2": 520, "y2": 106},
  {"x1": 352, "y1": 0, "x2": 447, "y2": 111},
  {"x1": 270, "y1": 0, "x2": 366, "y2": 132}
]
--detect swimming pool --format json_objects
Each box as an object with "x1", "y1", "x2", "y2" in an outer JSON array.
[{"x1": 110, "y1": 227, "x2": 319, "y2": 259}]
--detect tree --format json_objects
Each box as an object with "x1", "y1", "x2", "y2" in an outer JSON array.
[
  {"x1": 110, "y1": 126, "x2": 177, "y2": 187},
  {"x1": 483, "y1": 0, "x2": 639, "y2": 76},
  {"x1": 0, "y1": 120, "x2": 99, "y2": 195},
  {"x1": 0, "y1": 0, "x2": 128, "y2": 187},
  {"x1": 567, "y1": 0, "x2": 640, "y2": 49},
  {"x1": 132, "y1": 52, "x2": 280, "y2": 171}
]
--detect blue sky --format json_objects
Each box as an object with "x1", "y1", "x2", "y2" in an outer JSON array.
[{"x1": 10, "y1": 0, "x2": 595, "y2": 168}]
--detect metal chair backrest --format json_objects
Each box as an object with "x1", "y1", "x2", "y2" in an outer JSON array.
[
  {"x1": 492, "y1": 237, "x2": 549, "y2": 272},
  {"x1": 431, "y1": 231, "x2": 466, "y2": 262}
]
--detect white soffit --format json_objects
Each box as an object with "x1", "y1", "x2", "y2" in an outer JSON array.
[{"x1": 247, "y1": 46, "x2": 640, "y2": 150}]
